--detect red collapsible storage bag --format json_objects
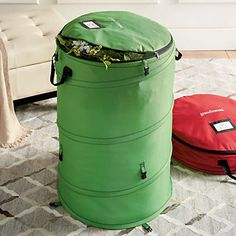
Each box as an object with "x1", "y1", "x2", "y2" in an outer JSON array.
[{"x1": 172, "y1": 94, "x2": 236, "y2": 180}]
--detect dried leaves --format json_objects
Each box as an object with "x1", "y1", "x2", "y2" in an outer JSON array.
[{"x1": 56, "y1": 35, "x2": 145, "y2": 69}]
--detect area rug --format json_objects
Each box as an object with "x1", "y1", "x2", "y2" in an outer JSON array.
[{"x1": 0, "y1": 58, "x2": 236, "y2": 235}]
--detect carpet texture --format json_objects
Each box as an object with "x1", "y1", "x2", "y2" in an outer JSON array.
[{"x1": 0, "y1": 58, "x2": 236, "y2": 236}]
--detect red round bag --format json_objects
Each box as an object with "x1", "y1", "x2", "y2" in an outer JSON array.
[{"x1": 172, "y1": 94, "x2": 236, "y2": 179}]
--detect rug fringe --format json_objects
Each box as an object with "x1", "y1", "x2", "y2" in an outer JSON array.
[{"x1": 0, "y1": 128, "x2": 32, "y2": 148}]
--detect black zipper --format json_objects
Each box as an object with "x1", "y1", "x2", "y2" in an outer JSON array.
[
  {"x1": 172, "y1": 134, "x2": 236, "y2": 155},
  {"x1": 56, "y1": 34, "x2": 174, "y2": 63}
]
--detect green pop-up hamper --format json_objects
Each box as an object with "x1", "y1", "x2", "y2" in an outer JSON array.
[{"x1": 50, "y1": 11, "x2": 179, "y2": 230}]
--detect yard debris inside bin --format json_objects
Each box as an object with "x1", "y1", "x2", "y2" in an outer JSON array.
[{"x1": 56, "y1": 35, "x2": 146, "y2": 69}]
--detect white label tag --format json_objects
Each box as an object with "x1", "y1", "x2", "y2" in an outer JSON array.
[
  {"x1": 82, "y1": 21, "x2": 101, "y2": 29},
  {"x1": 213, "y1": 121, "x2": 234, "y2": 132}
]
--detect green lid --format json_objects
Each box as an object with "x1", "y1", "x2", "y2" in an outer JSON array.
[{"x1": 60, "y1": 11, "x2": 171, "y2": 53}]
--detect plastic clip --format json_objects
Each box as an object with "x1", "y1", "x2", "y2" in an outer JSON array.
[
  {"x1": 142, "y1": 223, "x2": 152, "y2": 232},
  {"x1": 144, "y1": 67, "x2": 150, "y2": 76},
  {"x1": 143, "y1": 60, "x2": 150, "y2": 76},
  {"x1": 49, "y1": 201, "x2": 62, "y2": 208},
  {"x1": 140, "y1": 162, "x2": 147, "y2": 179}
]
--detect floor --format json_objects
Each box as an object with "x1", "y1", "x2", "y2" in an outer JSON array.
[
  {"x1": 181, "y1": 51, "x2": 236, "y2": 59},
  {"x1": 1, "y1": 57, "x2": 236, "y2": 236}
]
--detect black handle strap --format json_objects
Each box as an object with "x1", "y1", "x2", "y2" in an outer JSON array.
[
  {"x1": 59, "y1": 143, "x2": 63, "y2": 161},
  {"x1": 50, "y1": 55, "x2": 72, "y2": 86},
  {"x1": 59, "y1": 150, "x2": 63, "y2": 161},
  {"x1": 218, "y1": 160, "x2": 236, "y2": 181},
  {"x1": 175, "y1": 49, "x2": 182, "y2": 61}
]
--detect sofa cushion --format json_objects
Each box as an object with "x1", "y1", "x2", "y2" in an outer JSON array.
[{"x1": 0, "y1": 8, "x2": 66, "y2": 69}]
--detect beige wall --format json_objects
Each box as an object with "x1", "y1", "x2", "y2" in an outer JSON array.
[{"x1": 0, "y1": 0, "x2": 236, "y2": 50}]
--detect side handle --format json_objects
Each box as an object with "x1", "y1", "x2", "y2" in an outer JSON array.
[
  {"x1": 50, "y1": 55, "x2": 72, "y2": 86},
  {"x1": 175, "y1": 49, "x2": 182, "y2": 61},
  {"x1": 218, "y1": 160, "x2": 236, "y2": 181}
]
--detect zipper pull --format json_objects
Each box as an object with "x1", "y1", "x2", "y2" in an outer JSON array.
[
  {"x1": 140, "y1": 162, "x2": 147, "y2": 179},
  {"x1": 142, "y1": 223, "x2": 152, "y2": 232},
  {"x1": 143, "y1": 60, "x2": 149, "y2": 76},
  {"x1": 154, "y1": 51, "x2": 160, "y2": 59}
]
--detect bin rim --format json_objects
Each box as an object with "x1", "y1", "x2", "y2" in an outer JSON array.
[{"x1": 56, "y1": 34, "x2": 174, "y2": 63}]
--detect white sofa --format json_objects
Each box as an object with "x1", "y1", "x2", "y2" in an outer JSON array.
[{"x1": 0, "y1": 8, "x2": 66, "y2": 100}]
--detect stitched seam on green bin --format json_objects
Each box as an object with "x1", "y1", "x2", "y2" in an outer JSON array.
[
  {"x1": 57, "y1": 100, "x2": 173, "y2": 145},
  {"x1": 58, "y1": 119, "x2": 167, "y2": 145},
  {"x1": 58, "y1": 187, "x2": 172, "y2": 229},
  {"x1": 58, "y1": 157, "x2": 171, "y2": 197}
]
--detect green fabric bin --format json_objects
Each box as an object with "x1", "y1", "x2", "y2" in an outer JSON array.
[{"x1": 51, "y1": 11, "x2": 178, "y2": 230}]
